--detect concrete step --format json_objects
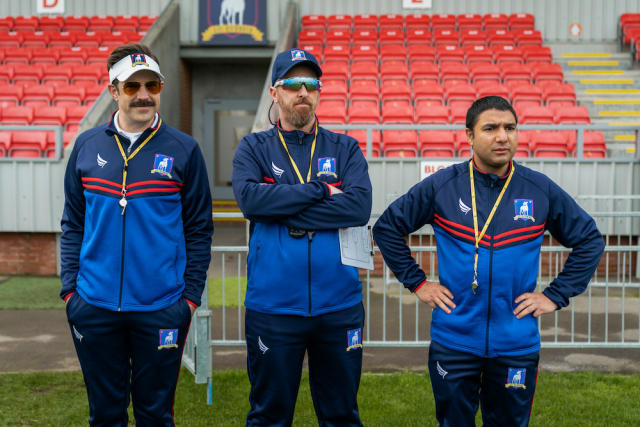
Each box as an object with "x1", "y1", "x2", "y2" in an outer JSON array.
[
  {"x1": 555, "y1": 55, "x2": 633, "y2": 69},
  {"x1": 547, "y1": 41, "x2": 621, "y2": 55},
  {"x1": 212, "y1": 200, "x2": 244, "y2": 223}
]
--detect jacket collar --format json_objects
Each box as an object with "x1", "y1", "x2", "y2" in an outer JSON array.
[
  {"x1": 471, "y1": 158, "x2": 513, "y2": 185},
  {"x1": 275, "y1": 117, "x2": 318, "y2": 144},
  {"x1": 105, "y1": 110, "x2": 163, "y2": 142}
]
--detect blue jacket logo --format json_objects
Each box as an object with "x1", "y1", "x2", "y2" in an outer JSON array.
[
  {"x1": 513, "y1": 199, "x2": 535, "y2": 221},
  {"x1": 505, "y1": 367, "x2": 527, "y2": 389},
  {"x1": 346, "y1": 328, "x2": 362, "y2": 351},
  {"x1": 151, "y1": 154, "x2": 174, "y2": 178},
  {"x1": 317, "y1": 157, "x2": 337, "y2": 178},
  {"x1": 158, "y1": 329, "x2": 178, "y2": 350}
]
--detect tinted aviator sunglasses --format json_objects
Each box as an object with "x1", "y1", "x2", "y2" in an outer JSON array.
[
  {"x1": 274, "y1": 77, "x2": 322, "y2": 91},
  {"x1": 122, "y1": 80, "x2": 162, "y2": 96}
]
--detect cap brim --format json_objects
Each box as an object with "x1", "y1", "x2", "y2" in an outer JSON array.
[{"x1": 275, "y1": 60, "x2": 322, "y2": 84}]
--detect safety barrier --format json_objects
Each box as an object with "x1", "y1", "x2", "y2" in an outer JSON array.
[{"x1": 183, "y1": 211, "x2": 640, "y2": 401}]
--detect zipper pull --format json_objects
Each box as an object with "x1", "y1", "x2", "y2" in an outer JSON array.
[{"x1": 307, "y1": 231, "x2": 315, "y2": 241}]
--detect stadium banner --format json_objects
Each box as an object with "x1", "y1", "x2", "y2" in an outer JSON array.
[
  {"x1": 37, "y1": 0, "x2": 65, "y2": 14},
  {"x1": 421, "y1": 160, "x2": 456, "y2": 180},
  {"x1": 199, "y1": 0, "x2": 267, "y2": 45}
]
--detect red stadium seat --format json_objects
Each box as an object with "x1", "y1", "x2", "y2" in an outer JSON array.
[
  {"x1": 380, "y1": 60, "x2": 409, "y2": 81},
  {"x1": 327, "y1": 14, "x2": 352, "y2": 30},
  {"x1": 10, "y1": 130, "x2": 47, "y2": 157},
  {"x1": 22, "y1": 85, "x2": 54, "y2": 108},
  {"x1": 470, "y1": 64, "x2": 501, "y2": 84},
  {"x1": 381, "y1": 80, "x2": 412, "y2": 104},
  {"x1": 531, "y1": 63, "x2": 564, "y2": 83},
  {"x1": 383, "y1": 130, "x2": 418, "y2": 157},
  {"x1": 138, "y1": 16, "x2": 157, "y2": 32},
  {"x1": 408, "y1": 45, "x2": 436, "y2": 62},
  {"x1": 500, "y1": 62, "x2": 532, "y2": 84},
  {"x1": 350, "y1": 79, "x2": 379, "y2": 101},
  {"x1": 48, "y1": 31, "x2": 76, "y2": 48},
  {"x1": 320, "y1": 80, "x2": 348, "y2": 103},
  {"x1": 406, "y1": 29, "x2": 432, "y2": 45},
  {"x1": 88, "y1": 15, "x2": 115, "y2": 32},
  {"x1": 13, "y1": 16, "x2": 39, "y2": 31},
  {"x1": 14, "y1": 64, "x2": 44, "y2": 83},
  {"x1": 476, "y1": 84, "x2": 510, "y2": 99},
  {"x1": 33, "y1": 105, "x2": 67, "y2": 125},
  {"x1": 348, "y1": 100, "x2": 380, "y2": 123},
  {"x1": 519, "y1": 105, "x2": 554, "y2": 124},
  {"x1": 493, "y1": 45, "x2": 524, "y2": 63},
  {"x1": 413, "y1": 80, "x2": 444, "y2": 102},
  {"x1": 521, "y1": 45, "x2": 553, "y2": 63},
  {"x1": 382, "y1": 102, "x2": 415, "y2": 123},
  {"x1": 347, "y1": 129, "x2": 381, "y2": 156},
  {"x1": 84, "y1": 84, "x2": 106, "y2": 104},
  {"x1": 380, "y1": 44, "x2": 407, "y2": 60},
  {"x1": 433, "y1": 29, "x2": 459, "y2": 46},
  {"x1": 71, "y1": 63, "x2": 106, "y2": 84},
  {"x1": 464, "y1": 45, "x2": 494, "y2": 63},
  {"x1": 458, "y1": 14, "x2": 483, "y2": 30},
  {"x1": 379, "y1": 14, "x2": 403, "y2": 29},
  {"x1": 460, "y1": 29, "x2": 487, "y2": 46},
  {"x1": 353, "y1": 14, "x2": 377, "y2": 30},
  {"x1": 0, "y1": 130, "x2": 10, "y2": 157},
  {"x1": 84, "y1": 46, "x2": 112, "y2": 64},
  {"x1": 582, "y1": 130, "x2": 607, "y2": 158},
  {"x1": 0, "y1": 17, "x2": 14, "y2": 31},
  {"x1": 511, "y1": 83, "x2": 543, "y2": 104},
  {"x1": 73, "y1": 31, "x2": 103, "y2": 48},
  {"x1": 543, "y1": 83, "x2": 576, "y2": 105},
  {"x1": 436, "y1": 44, "x2": 465, "y2": 63},
  {"x1": 483, "y1": 13, "x2": 509, "y2": 30},
  {"x1": 419, "y1": 130, "x2": 456, "y2": 157},
  {"x1": 431, "y1": 14, "x2": 456, "y2": 30},
  {"x1": 508, "y1": 13, "x2": 535, "y2": 31},
  {"x1": 301, "y1": 14, "x2": 327, "y2": 30},
  {"x1": 416, "y1": 104, "x2": 449, "y2": 123},
  {"x1": 321, "y1": 61, "x2": 348, "y2": 80},
  {"x1": 0, "y1": 31, "x2": 22, "y2": 47},
  {"x1": 410, "y1": 60, "x2": 439, "y2": 82},
  {"x1": 530, "y1": 131, "x2": 568, "y2": 157},
  {"x1": 352, "y1": 44, "x2": 378, "y2": 61},
  {"x1": 65, "y1": 105, "x2": 91, "y2": 131},
  {"x1": 350, "y1": 60, "x2": 378, "y2": 80},
  {"x1": 113, "y1": 15, "x2": 140, "y2": 32},
  {"x1": 514, "y1": 29, "x2": 543, "y2": 46},
  {"x1": 352, "y1": 29, "x2": 377, "y2": 45},
  {"x1": 325, "y1": 29, "x2": 350, "y2": 44},
  {"x1": 0, "y1": 85, "x2": 23, "y2": 107},
  {"x1": 3, "y1": 46, "x2": 31, "y2": 64},
  {"x1": 29, "y1": 47, "x2": 59, "y2": 64},
  {"x1": 450, "y1": 104, "x2": 469, "y2": 124},
  {"x1": 64, "y1": 16, "x2": 89, "y2": 31},
  {"x1": 487, "y1": 29, "x2": 515, "y2": 46},
  {"x1": 21, "y1": 31, "x2": 50, "y2": 48},
  {"x1": 316, "y1": 100, "x2": 346, "y2": 124},
  {"x1": 324, "y1": 44, "x2": 350, "y2": 62},
  {"x1": 380, "y1": 28, "x2": 404, "y2": 45},
  {"x1": 405, "y1": 14, "x2": 430, "y2": 29},
  {"x1": 554, "y1": 106, "x2": 590, "y2": 124},
  {"x1": 440, "y1": 63, "x2": 470, "y2": 84},
  {"x1": 298, "y1": 29, "x2": 325, "y2": 45},
  {"x1": 42, "y1": 64, "x2": 75, "y2": 84}
]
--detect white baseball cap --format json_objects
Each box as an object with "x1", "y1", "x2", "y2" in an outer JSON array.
[{"x1": 109, "y1": 52, "x2": 165, "y2": 84}]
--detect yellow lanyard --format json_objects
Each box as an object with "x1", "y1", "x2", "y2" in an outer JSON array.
[
  {"x1": 277, "y1": 124, "x2": 318, "y2": 184},
  {"x1": 469, "y1": 159, "x2": 514, "y2": 294},
  {"x1": 113, "y1": 118, "x2": 162, "y2": 214}
]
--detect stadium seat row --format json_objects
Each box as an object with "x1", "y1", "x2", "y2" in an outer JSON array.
[
  {"x1": 0, "y1": 15, "x2": 156, "y2": 32},
  {"x1": 0, "y1": 63, "x2": 109, "y2": 84},
  {"x1": 0, "y1": 129, "x2": 80, "y2": 158},
  {"x1": 0, "y1": 104, "x2": 91, "y2": 129},
  {"x1": 0, "y1": 29, "x2": 146, "y2": 49}
]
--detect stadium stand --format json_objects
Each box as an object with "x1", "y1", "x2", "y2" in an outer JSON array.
[
  {"x1": 0, "y1": 15, "x2": 155, "y2": 158},
  {"x1": 297, "y1": 12, "x2": 596, "y2": 158}
]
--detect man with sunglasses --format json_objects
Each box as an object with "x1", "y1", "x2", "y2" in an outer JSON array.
[
  {"x1": 232, "y1": 48, "x2": 372, "y2": 426},
  {"x1": 60, "y1": 43, "x2": 213, "y2": 426}
]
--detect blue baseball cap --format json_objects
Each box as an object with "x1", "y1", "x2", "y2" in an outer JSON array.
[{"x1": 271, "y1": 48, "x2": 322, "y2": 85}]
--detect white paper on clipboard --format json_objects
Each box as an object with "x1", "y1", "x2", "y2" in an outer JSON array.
[{"x1": 339, "y1": 225, "x2": 374, "y2": 270}]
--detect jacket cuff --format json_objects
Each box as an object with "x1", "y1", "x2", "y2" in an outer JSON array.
[
  {"x1": 411, "y1": 280, "x2": 427, "y2": 293},
  {"x1": 542, "y1": 286, "x2": 566, "y2": 309}
]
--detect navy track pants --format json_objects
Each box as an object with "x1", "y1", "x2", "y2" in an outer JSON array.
[
  {"x1": 428, "y1": 340, "x2": 539, "y2": 427},
  {"x1": 66, "y1": 292, "x2": 192, "y2": 427},
  {"x1": 245, "y1": 303, "x2": 364, "y2": 427}
]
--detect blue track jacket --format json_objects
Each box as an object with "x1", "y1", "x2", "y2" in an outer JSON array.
[
  {"x1": 60, "y1": 112, "x2": 213, "y2": 311},
  {"x1": 232, "y1": 121, "x2": 372, "y2": 316},
  {"x1": 373, "y1": 161, "x2": 604, "y2": 357}
]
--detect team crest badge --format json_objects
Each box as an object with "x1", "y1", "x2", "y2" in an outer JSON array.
[
  {"x1": 151, "y1": 154, "x2": 174, "y2": 178},
  {"x1": 317, "y1": 157, "x2": 337, "y2": 178},
  {"x1": 513, "y1": 199, "x2": 535, "y2": 221},
  {"x1": 291, "y1": 49, "x2": 307, "y2": 61},
  {"x1": 158, "y1": 329, "x2": 178, "y2": 350},
  {"x1": 505, "y1": 368, "x2": 527, "y2": 389},
  {"x1": 346, "y1": 328, "x2": 362, "y2": 351},
  {"x1": 130, "y1": 53, "x2": 148, "y2": 67}
]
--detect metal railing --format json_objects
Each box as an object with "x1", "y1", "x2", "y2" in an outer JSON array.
[
  {"x1": 183, "y1": 211, "x2": 640, "y2": 400},
  {"x1": 0, "y1": 125, "x2": 64, "y2": 161}
]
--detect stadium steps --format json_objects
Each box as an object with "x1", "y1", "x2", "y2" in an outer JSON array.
[
  {"x1": 212, "y1": 200, "x2": 244, "y2": 223},
  {"x1": 551, "y1": 42, "x2": 640, "y2": 156}
]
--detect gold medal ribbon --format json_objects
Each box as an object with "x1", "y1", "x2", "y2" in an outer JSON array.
[
  {"x1": 113, "y1": 118, "x2": 162, "y2": 214},
  {"x1": 469, "y1": 159, "x2": 515, "y2": 293},
  {"x1": 277, "y1": 124, "x2": 318, "y2": 184}
]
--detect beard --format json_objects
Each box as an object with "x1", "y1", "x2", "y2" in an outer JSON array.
[{"x1": 280, "y1": 99, "x2": 316, "y2": 129}]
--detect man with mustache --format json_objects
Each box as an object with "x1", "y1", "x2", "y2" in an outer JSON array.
[
  {"x1": 60, "y1": 43, "x2": 213, "y2": 426},
  {"x1": 232, "y1": 49, "x2": 372, "y2": 426}
]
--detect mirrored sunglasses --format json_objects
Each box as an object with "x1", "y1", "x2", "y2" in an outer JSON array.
[
  {"x1": 274, "y1": 77, "x2": 322, "y2": 91},
  {"x1": 122, "y1": 80, "x2": 162, "y2": 96}
]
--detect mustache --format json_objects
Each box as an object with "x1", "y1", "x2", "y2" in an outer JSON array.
[
  {"x1": 130, "y1": 100, "x2": 156, "y2": 108},
  {"x1": 295, "y1": 100, "x2": 312, "y2": 106}
]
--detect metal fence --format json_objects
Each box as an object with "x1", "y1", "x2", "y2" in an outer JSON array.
[{"x1": 183, "y1": 211, "x2": 640, "y2": 400}]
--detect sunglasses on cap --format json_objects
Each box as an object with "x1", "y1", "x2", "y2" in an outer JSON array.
[
  {"x1": 121, "y1": 80, "x2": 162, "y2": 96},
  {"x1": 273, "y1": 77, "x2": 322, "y2": 91}
]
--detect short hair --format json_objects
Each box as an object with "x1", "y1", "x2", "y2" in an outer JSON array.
[
  {"x1": 466, "y1": 96, "x2": 517, "y2": 130},
  {"x1": 107, "y1": 43, "x2": 159, "y2": 85}
]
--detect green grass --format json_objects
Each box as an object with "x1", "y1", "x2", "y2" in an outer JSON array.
[
  {"x1": 208, "y1": 277, "x2": 246, "y2": 308},
  {"x1": 1, "y1": 369, "x2": 638, "y2": 426},
  {"x1": 0, "y1": 276, "x2": 63, "y2": 310}
]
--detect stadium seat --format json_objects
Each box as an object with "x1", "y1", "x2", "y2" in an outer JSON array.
[
  {"x1": 433, "y1": 29, "x2": 459, "y2": 46},
  {"x1": 521, "y1": 45, "x2": 553, "y2": 63},
  {"x1": 347, "y1": 129, "x2": 381, "y2": 157},
  {"x1": 405, "y1": 14, "x2": 430, "y2": 29},
  {"x1": 450, "y1": 104, "x2": 469, "y2": 124},
  {"x1": 0, "y1": 17, "x2": 13, "y2": 31},
  {"x1": 324, "y1": 44, "x2": 350, "y2": 62},
  {"x1": 381, "y1": 80, "x2": 412, "y2": 105},
  {"x1": 470, "y1": 64, "x2": 501, "y2": 84},
  {"x1": 113, "y1": 15, "x2": 140, "y2": 32},
  {"x1": 511, "y1": 83, "x2": 543, "y2": 104},
  {"x1": 353, "y1": 14, "x2": 377, "y2": 30},
  {"x1": 352, "y1": 29, "x2": 377, "y2": 45},
  {"x1": 10, "y1": 130, "x2": 47, "y2": 157},
  {"x1": 437, "y1": 44, "x2": 465, "y2": 63},
  {"x1": 380, "y1": 14, "x2": 403, "y2": 29},
  {"x1": 85, "y1": 46, "x2": 112, "y2": 64},
  {"x1": 301, "y1": 14, "x2": 327, "y2": 30},
  {"x1": 413, "y1": 80, "x2": 444, "y2": 102},
  {"x1": 460, "y1": 29, "x2": 487, "y2": 46},
  {"x1": 0, "y1": 130, "x2": 10, "y2": 157},
  {"x1": 487, "y1": 29, "x2": 515, "y2": 46},
  {"x1": 419, "y1": 130, "x2": 456, "y2": 157},
  {"x1": 380, "y1": 28, "x2": 404, "y2": 45},
  {"x1": 29, "y1": 47, "x2": 59, "y2": 64},
  {"x1": 382, "y1": 130, "x2": 418, "y2": 157},
  {"x1": 582, "y1": 130, "x2": 607, "y2": 158},
  {"x1": 47, "y1": 31, "x2": 76, "y2": 48},
  {"x1": 406, "y1": 29, "x2": 432, "y2": 45},
  {"x1": 455, "y1": 129, "x2": 471, "y2": 156},
  {"x1": 530, "y1": 131, "x2": 568, "y2": 157},
  {"x1": 0, "y1": 64, "x2": 15, "y2": 83},
  {"x1": 531, "y1": 63, "x2": 564, "y2": 82},
  {"x1": 543, "y1": 83, "x2": 576, "y2": 106},
  {"x1": 13, "y1": 16, "x2": 39, "y2": 31},
  {"x1": 13, "y1": 65, "x2": 44, "y2": 84},
  {"x1": 380, "y1": 44, "x2": 407, "y2": 60},
  {"x1": 476, "y1": 84, "x2": 510, "y2": 99},
  {"x1": 350, "y1": 79, "x2": 379, "y2": 101},
  {"x1": 22, "y1": 85, "x2": 54, "y2": 108},
  {"x1": 298, "y1": 44, "x2": 322, "y2": 61},
  {"x1": 445, "y1": 82, "x2": 477, "y2": 105},
  {"x1": 327, "y1": 14, "x2": 352, "y2": 30},
  {"x1": 138, "y1": 16, "x2": 157, "y2": 32},
  {"x1": 326, "y1": 29, "x2": 350, "y2": 44},
  {"x1": 464, "y1": 45, "x2": 494, "y2": 63},
  {"x1": 21, "y1": 31, "x2": 50, "y2": 48},
  {"x1": 42, "y1": 64, "x2": 74, "y2": 84},
  {"x1": 380, "y1": 60, "x2": 409, "y2": 80},
  {"x1": 33, "y1": 105, "x2": 67, "y2": 125},
  {"x1": 514, "y1": 29, "x2": 543, "y2": 46},
  {"x1": 554, "y1": 105, "x2": 590, "y2": 124},
  {"x1": 320, "y1": 80, "x2": 348, "y2": 103},
  {"x1": 500, "y1": 62, "x2": 532, "y2": 84},
  {"x1": 483, "y1": 13, "x2": 509, "y2": 30},
  {"x1": 408, "y1": 45, "x2": 436, "y2": 62},
  {"x1": 84, "y1": 84, "x2": 106, "y2": 104},
  {"x1": 440, "y1": 63, "x2": 470, "y2": 84},
  {"x1": 416, "y1": 104, "x2": 449, "y2": 123},
  {"x1": 410, "y1": 60, "x2": 439, "y2": 82},
  {"x1": 493, "y1": 45, "x2": 524, "y2": 63},
  {"x1": 65, "y1": 105, "x2": 91, "y2": 131},
  {"x1": 316, "y1": 100, "x2": 346, "y2": 124},
  {"x1": 352, "y1": 44, "x2": 378, "y2": 61},
  {"x1": 321, "y1": 61, "x2": 348, "y2": 80},
  {"x1": 350, "y1": 60, "x2": 378, "y2": 80},
  {"x1": 63, "y1": 16, "x2": 90, "y2": 31},
  {"x1": 515, "y1": 130, "x2": 531, "y2": 157},
  {"x1": 457, "y1": 14, "x2": 483, "y2": 30},
  {"x1": 3, "y1": 46, "x2": 31, "y2": 64},
  {"x1": 0, "y1": 85, "x2": 23, "y2": 106},
  {"x1": 0, "y1": 31, "x2": 22, "y2": 47},
  {"x1": 382, "y1": 101, "x2": 415, "y2": 123},
  {"x1": 431, "y1": 14, "x2": 456, "y2": 30},
  {"x1": 508, "y1": 13, "x2": 535, "y2": 30},
  {"x1": 88, "y1": 15, "x2": 115, "y2": 32},
  {"x1": 348, "y1": 100, "x2": 380, "y2": 123},
  {"x1": 298, "y1": 29, "x2": 324, "y2": 45},
  {"x1": 519, "y1": 105, "x2": 554, "y2": 124}
]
